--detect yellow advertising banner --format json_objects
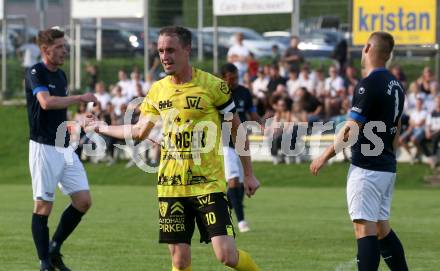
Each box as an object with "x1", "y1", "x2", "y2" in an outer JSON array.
[{"x1": 352, "y1": 0, "x2": 437, "y2": 45}]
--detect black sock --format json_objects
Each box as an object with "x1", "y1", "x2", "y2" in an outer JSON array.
[
  {"x1": 50, "y1": 204, "x2": 85, "y2": 253},
  {"x1": 357, "y1": 235, "x2": 380, "y2": 271},
  {"x1": 379, "y1": 230, "x2": 409, "y2": 271},
  {"x1": 227, "y1": 186, "x2": 245, "y2": 222},
  {"x1": 32, "y1": 213, "x2": 50, "y2": 262}
]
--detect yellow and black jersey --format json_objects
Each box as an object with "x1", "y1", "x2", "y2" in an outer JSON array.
[{"x1": 140, "y1": 67, "x2": 235, "y2": 197}]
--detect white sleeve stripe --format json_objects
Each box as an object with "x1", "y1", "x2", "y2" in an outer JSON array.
[{"x1": 219, "y1": 101, "x2": 236, "y2": 114}]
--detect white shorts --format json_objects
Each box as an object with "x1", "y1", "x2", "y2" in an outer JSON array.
[
  {"x1": 223, "y1": 146, "x2": 243, "y2": 183},
  {"x1": 29, "y1": 140, "x2": 89, "y2": 202},
  {"x1": 346, "y1": 165, "x2": 396, "y2": 222}
]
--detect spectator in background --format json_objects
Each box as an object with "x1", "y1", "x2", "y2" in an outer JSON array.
[
  {"x1": 242, "y1": 72, "x2": 252, "y2": 90},
  {"x1": 265, "y1": 96, "x2": 295, "y2": 164},
  {"x1": 324, "y1": 65, "x2": 346, "y2": 119},
  {"x1": 405, "y1": 82, "x2": 425, "y2": 114},
  {"x1": 273, "y1": 84, "x2": 288, "y2": 99},
  {"x1": 271, "y1": 44, "x2": 281, "y2": 65},
  {"x1": 296, "y1": 87, "x2": 323, "y2": 123},
  {"x1": 390, "y1": 64, "x2": 407, "y2": 90},
  {"x1": 252, "y1": 68, "x2": 269, "y2": 116},
  {"x1": 267, "y1": 64, "x2": 287, "y2": 93},
  {"x1": 331, "y1": 38, "x2": 347, "y2": 74},
  {"x1": 111, "y1": 86, "x2": 128, "y2": 116},
  {"x1": 124, "y1": 71, "x2": 145, "y2": 100},
  {"x1": 400, "y1": 97, "x2": 428, "y2": 163},
  {"x1": 143, "y1": 72, "x2": 154, "y2": 95},
  {"x1": 252, "y1": 68, "x2": 269, "y2": 99},
  {"x1": 117, "y1": 69, "x2": 131, "y2": 97},
  {"x1": 425, "y1": 96, "x2": 440, "y2": 169},
  {"x1": 85, "y1": 63, "x2": 98, "y2": 92},
  {"x1": 247, "y1": 52, "x2": 259, "y2": 80},
  {"x1": 149, "y1": 41, "x2": 161, "y2": 80},
  {"x1": 297, "y1": 66, "x2": 315, "y2": 94},
  {"x1": 314, "y1": 68, "x2": 326, "y2": 100},
  {"x1": 227, "y1": 32, "x2": 250, "y2": 84},
  {"x1": 343, "y1": 65, "x2": 359, "y2": 100},
  {"x1": 73, "y1": 103, "x2": 88, "y2": 158},
  {"x1": 93, "y1": 81, "x2": 111, "y2": 111},
  {"x1": 16, "y1": 36, "x2": 40, "y2": 72},
  {"x1": 417, "y1": 66, "x2": 438, "y2": 95},
  {"x1": 286, "y1": 68, "x2": 301, "y2": 100},
  {"x1": 263, "y1": 63, "x2": 271, "y2": 78},
  {"x1": 283, "y1": 36, "x2": 304, "y2": 73}
]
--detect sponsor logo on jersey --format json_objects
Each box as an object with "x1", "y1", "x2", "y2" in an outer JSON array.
[
  {"x1": 220, "y1": 81, "x2": 230, "y2": 94},
  {"x1": 184, "y1": 96, "x2": 203, "y2": 110},
  {"x1": 159, "y1": 201, "x2": 168, "y2": 217},
  {"x1": 197, "y1": 194, "x2": 214, "y2": 207},
  {"x1": 352, "y1": 106, "x2": 362, "y2": 113},
  {"x1": 170, "y1": 202, "x2": 184, "y2": 215},
  {"x1": 358, "y1": 87, "x2": 365, "y2": 94},
  {"x1": 158, "y1": 100, "x2": 173, "y2": 110}
]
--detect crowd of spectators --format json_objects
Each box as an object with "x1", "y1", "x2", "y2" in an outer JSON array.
[{"x1": 72, "y1": 33, "x2": 440, "y2": 167}]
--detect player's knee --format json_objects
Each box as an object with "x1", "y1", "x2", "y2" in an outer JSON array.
[
  {"x1": 33, "y1": 201, "x2": 53, "y2": 215},
  {"x1": 215, "y1": 247, "x2": 238, "y2": 267},
  {"x1": 172, "y1": 257, "x2": 191, "y2": 270},
  {"x1": 73, "y1": 197, "x2": 92, "y2": 213}
]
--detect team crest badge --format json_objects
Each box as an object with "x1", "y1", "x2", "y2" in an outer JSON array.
[
  {"x1": 220, "y1": 81, "x2": 230, "y2": 94},
  {"x1": 159, "y1": 201, "x2": 168, "y2": 217}
]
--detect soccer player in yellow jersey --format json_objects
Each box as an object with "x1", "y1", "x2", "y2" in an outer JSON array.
[{"x1": 85, "y1": 26, "x2": 261, "y2": 271}]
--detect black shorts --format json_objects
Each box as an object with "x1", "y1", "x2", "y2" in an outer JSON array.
[{"x1": 158, "y1": 192, "x2": 235, "y2": 244}]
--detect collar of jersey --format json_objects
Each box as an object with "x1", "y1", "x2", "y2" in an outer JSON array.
[
  {"x1": 40, "y1": 61, "x2": 59, "y2": 73},
  {"x1": 368, "y1": 67, "x2": 387, "y2": 77},
  {"x1": 165, "y1": 67, "x2": 198, "y2": 88}
]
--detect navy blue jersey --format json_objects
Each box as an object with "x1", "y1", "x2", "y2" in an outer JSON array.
[
  {"x1": 226, "y1": 85, "x2": 256, "y2": 148},
  {"x1": 25, "y1": 62, "x2": 69, "y2": 146},
  {"x1": 349, "y1": 68, "x2": 405, "y2": 173},
  {"x1": 232, "y1": 85, "x2": 255, "y2": 123}
]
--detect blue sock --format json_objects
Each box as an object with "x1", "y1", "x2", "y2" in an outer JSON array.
[
  {"x1": 227, "y1": 185, "x2": 245, "y2": 222},
  {"x1": 357, "y1": 235, "x2": 380, "y2": 271},
  {"x1": 50, "y1": 204, "x2": 84, "y2": 253},
  {"x1": 32, "y1": 213, "x2": 50, "y2": 262},
  {"x1": 379, "y1": 230, "x2": 408, "y2": 271}
]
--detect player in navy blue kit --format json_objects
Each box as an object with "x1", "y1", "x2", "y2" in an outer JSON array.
[
  {"x1": 310, "y1": 32, "x2": 409, "y2": 271},
  {"x1": 25, "y1": 28, "x2": 97, "y2": 271},
  {"x1": 221, "y1": 63, "x2": 261, "y2": 233}
]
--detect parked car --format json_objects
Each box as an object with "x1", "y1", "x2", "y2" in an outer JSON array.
[
  {"x1": 0, "y1": 31, "x2": 17, "y2": 56},
  {"x1": 64, "y1": 23, "x2": 145, "y2": 58},
  {"x1": 202, "y1": 27, "x2": 287, "y2": 59},
  {"x1": 263, "y1": 30, "x2": 345, "y2": 58}
]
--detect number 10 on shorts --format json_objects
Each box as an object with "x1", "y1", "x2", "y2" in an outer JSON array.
[{"x1": 205, "y1": 212, "x2": 216, "y2": 225}]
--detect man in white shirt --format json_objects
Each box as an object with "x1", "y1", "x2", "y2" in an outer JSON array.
[
  {"x1": 227, "y1": 32, "x2": 250, "y2": 84},
  {"x1": 94, "y1": 81, "x2": 111, "y2": 111},
  {"x1": 297, "y1": 66, "x2": 315, "y2": 93},
  {"x1": 251, "y1": 68, "x2": 269, "y2": 99},
  {"x1": 324, "y1": 65, "x2": 346, "y2": 118},
  {"x1": 399, "y1": 97, "x2": 428, "y2": 162},
  {"x1": 17, "y1": 37, "x2": 41, "y2": 70},
  {"x1": 111, "y1": 85, "x2": 128, "y2": 116},
  {"x1": 117, "y1": 69, "x2": 131, "y2": 98},
  {"x1": 124, "y1": 71, "x2": 145, "y2": 100},
  {"x1": 286, "y1": 68, "x2": 301, "y2": 100},
  {"x1": 425, "y1": 96, "x2": 440, "y2": 168}
]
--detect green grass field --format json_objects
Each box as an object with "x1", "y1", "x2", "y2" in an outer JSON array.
[{"x1": 1, "y1": 106, "x2": 439, "y2": 270}]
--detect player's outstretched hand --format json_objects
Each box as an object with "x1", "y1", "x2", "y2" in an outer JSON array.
[
  {"x1": 310, "y1": 156, "x2": 326, "y2": 176},
  {"x1": 80, "y1": 92, "x2": 98, "y2": 103},
  {"x1": 244, "y1": 174, "x2": 260, "y2": 198},
  {"x1": 83, "y1": 114, "x2": 98, "y2": 133}
]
